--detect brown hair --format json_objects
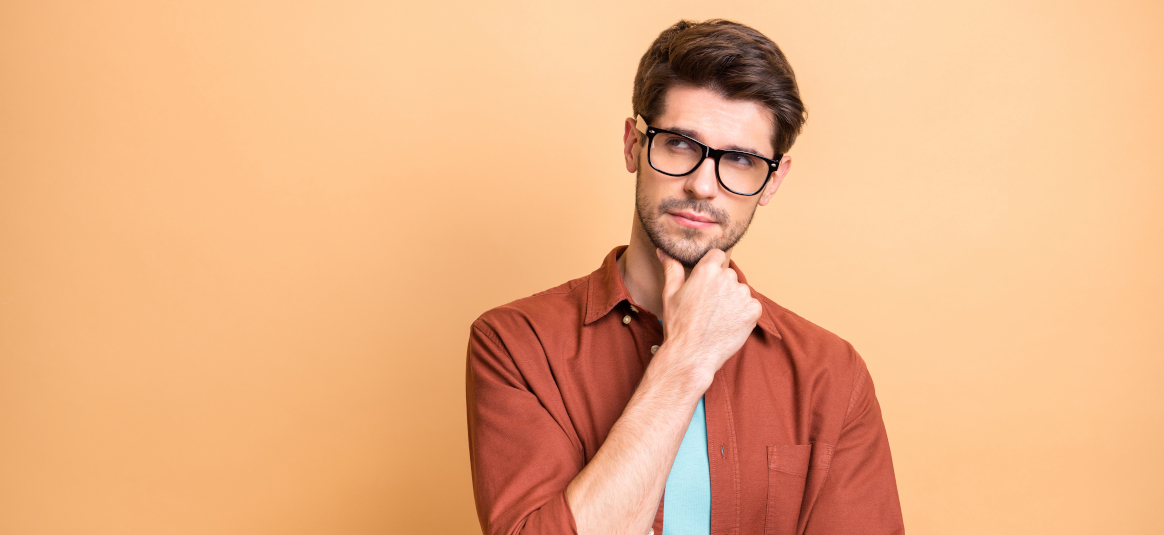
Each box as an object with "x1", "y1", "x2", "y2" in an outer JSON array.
[{"x1": 632, "y1": 19, "x2": 807, "y2": 155}]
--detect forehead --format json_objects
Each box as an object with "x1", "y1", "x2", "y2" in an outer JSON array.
[{"x1": 655, "y1": 85, "x2": 776, "y2": 157}]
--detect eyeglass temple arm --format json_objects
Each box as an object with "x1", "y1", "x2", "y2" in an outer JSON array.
[{"x1": 635, "y1": 115, "x2": 648, "y2": 135}]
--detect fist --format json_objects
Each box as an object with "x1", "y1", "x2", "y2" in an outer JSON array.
[{"x1": 656, "y1": 248, "x2": 763, "y2": 384}]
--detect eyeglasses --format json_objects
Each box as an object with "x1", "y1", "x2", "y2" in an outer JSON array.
[{"x1": 635, "y1": 115, "x2": 782, "y2": 197}]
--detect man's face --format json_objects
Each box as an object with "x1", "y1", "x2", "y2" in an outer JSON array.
[{"x1": 625, "y1": 85, "x2": 789, "y2": 269}]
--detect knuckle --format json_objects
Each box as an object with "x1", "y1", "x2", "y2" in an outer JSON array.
[{"x1": 746, "y1": 304, "x2": 761, "y2": 320}]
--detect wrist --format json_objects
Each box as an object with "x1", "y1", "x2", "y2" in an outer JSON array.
[{"x1": 646, "y1": 343, "x2": 715, "y2": 397}]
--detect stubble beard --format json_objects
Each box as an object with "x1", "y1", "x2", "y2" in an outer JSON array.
[{"x1": 635, "y1": 169, "x2": 757, "y2": 270}]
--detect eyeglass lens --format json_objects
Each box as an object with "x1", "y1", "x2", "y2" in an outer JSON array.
[{"x1": 649, "y1": 132, "x2": 771, "y2": 195}]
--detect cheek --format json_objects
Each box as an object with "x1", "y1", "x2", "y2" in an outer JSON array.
[
  {"x1": 638, "y1": 173, "x2": 671, "y2": 202},
  {"x1": 725, "y1": 200, "x2": 756, "y2": 222}
]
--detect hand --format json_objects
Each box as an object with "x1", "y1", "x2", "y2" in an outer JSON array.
[{"x1": 655, "y1": 248, "x2": 763, "y2": 387}]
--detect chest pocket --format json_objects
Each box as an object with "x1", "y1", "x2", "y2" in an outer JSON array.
[{"x1": 764, "y1": 444, "x2": 812, "y2": 535}]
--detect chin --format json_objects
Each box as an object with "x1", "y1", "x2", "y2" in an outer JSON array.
[{"x1": 659, "y1": 238, "x2": 714, "y2": 269}]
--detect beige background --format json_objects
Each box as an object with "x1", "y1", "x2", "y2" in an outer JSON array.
[{"x1": 2, "y1": 1, "x2": 1162, "y2": 533}]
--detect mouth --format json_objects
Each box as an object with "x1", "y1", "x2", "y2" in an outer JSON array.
[{"x1": 668, "y1": 210, "x2": 718, "y2": 229}]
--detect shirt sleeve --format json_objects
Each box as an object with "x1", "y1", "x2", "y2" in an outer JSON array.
[
  {"x1": 466, "y1": 321, "x2": 582, "y2": 535},
  {"x1": 804, "y1": 349, "x2": 905, "y2": 534}
]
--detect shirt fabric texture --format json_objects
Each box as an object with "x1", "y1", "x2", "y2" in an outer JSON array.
[{"x1": 466, "y1": 246, "x2": 904, "y2": 535}]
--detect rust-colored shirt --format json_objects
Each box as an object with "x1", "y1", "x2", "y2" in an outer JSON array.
[{"x1": 466, "y1": 247, "x2": 904, "y2": 535}]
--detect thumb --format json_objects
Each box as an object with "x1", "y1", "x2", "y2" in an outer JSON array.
[{"x1": 656, "y1": 248, "x2": 685, "y2": 303}]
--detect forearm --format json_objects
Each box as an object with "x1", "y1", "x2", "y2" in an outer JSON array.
[{"x1": 564, "y1": 347, "x2": 709, "y2": 535}]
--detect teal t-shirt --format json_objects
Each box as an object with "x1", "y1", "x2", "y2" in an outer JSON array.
[{"x1": 662, "y1": 395, "x2": 712, "y2": 534}]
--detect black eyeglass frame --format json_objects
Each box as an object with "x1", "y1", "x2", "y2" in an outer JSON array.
[{"x1": 636, "y1": 115, "x2": 783, "y2": 197}]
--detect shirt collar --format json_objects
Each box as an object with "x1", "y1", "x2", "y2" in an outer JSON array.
[{"x1": 585, "y1": 245, "x2": 781, "y2": 339}]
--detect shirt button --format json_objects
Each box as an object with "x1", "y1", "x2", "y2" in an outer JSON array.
[
  {"x1": 623, "y1": 315, "x2": 632, "y2": 325},
  {"x1": 651, "y1": 345, "x2": 659, "y2": 355}
]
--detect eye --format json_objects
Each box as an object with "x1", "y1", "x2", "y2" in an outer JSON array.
[
  {"x1": 723, "y1": 153, "x2": 758, "y2": 169},
  {"x1": 659, "y1": 133, "x2": 698, "y2": 153}
]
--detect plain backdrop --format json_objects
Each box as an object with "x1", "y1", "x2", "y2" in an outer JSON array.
[{"x1": 2, "y1": 1, "x2": 1162, "y2": 533}]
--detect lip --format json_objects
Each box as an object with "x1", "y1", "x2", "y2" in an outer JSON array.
[{"x1": 669, "y1": 211, "x2": 718, "y2": 229}]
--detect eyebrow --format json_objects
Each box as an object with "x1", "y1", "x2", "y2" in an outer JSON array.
[{"x1": 665, "y1": 126, "x2": 770, "y2": 158}]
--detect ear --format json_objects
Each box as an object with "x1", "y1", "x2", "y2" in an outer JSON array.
[
  {"x1": 757, "y1": 155, "x2": 791, "y2": 207},
  {"x1": 623, "y1": 117, "x2": 643, "y2": 173}
]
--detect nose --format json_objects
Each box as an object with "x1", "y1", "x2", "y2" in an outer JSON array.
[{"x1": 683, "y1": 156, "x2": 719, "y2": 200}]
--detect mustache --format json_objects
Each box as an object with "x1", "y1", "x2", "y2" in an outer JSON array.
[{"x1": 657, "y1": 197, "x2": 729, "y2": 224}]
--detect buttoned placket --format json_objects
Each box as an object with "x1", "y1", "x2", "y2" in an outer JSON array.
[
  {"x1": 704, "y1": 361, "x2": 741, "y2": 534},
  {"x1": 622, "y1": 301, "x2": 665, "y2": 364},
  {"x1": 618, "y1": 301, "x2": 671, "y2": 535}
]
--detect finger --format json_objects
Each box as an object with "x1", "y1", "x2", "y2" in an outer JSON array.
[
  {"x1": 695, "y1": 248, "x2": 727, "y2": 274},
  {"x1": 746, "y1": 297, "x2": 763, "y2": 323},
  {"x1": 657, "y1": 248, "x2": 686, "y2": 302}
]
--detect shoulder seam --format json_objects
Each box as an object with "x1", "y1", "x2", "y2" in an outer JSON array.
[
  {"x1": 471, "y1": 321, "x2": 507, "y2": 354},
  {"x1": 843, "y1": 350, "x2": 869, "y2": 426},
  {"x1": 501, "y1": 275, "x2": 588, "y2": 305}
]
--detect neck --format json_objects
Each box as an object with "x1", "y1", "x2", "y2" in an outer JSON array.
[{"x1": 617, "y1": 215, "x2": 732, "y2": 317}]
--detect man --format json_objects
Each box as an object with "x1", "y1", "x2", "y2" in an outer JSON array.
[{"x1": 466, "y1": 19, "x2": 903, "y2": 535}]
